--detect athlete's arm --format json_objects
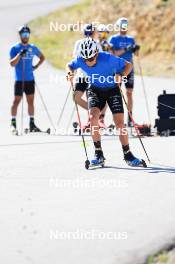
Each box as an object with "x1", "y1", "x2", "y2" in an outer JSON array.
[
  {"x1": 10, "y1": 49, "x2": 27, "y2": 66},
  {"x1": 122, "y1": 61, "x2": 133, "y2": 76},
  {"x1": 10, "y1": 53, "x2": 21, "y2": 67},
  {"x1": 133, "y1": 45, "x2": 140, "y2": 56},
  {"x1": 66, "y1": 64, "x2": 75, "y2": 83},
  {"x1": 33, "y1": 52, "x2": 45, "y2": 70},
  {"x1": 113, "y1": 49, "x2": 126, "y2": 56}
]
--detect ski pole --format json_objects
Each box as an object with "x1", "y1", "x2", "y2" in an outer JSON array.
[
  {"x1": 137, "y1": 55, "x2": 152, "y2": 125},
  {"x1": 21, "y1": 58, "x2": 25, "y2": 136},
  {"x1": 66, "y1": 105, "x2": 76, "y2": 132},
  {"x1": 57, "y1": 86, "x2": 71, "y2": 128},
  {"x1": 70, "y1": 82, "x2": 90, "y2": 169},
  {"x1": 118, "y1": 83, "x2": 151, "y2": 163},
  {"x1": 35, "y1": 82, "x2": 56, "y2": 132}
]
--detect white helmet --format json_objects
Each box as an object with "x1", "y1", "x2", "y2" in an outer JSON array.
[
  {"x1": 80, "y1": 38, "x2": 98, "y2": 59},
  {"x1": 116, "y1": 17, "x2": 128, "y2": 31}
]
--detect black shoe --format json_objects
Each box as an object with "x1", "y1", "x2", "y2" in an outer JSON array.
[
  {"x1": 124, "y1": 150, "x2": 136, "y2": 162},
  {"x1": 29, "y1": 122, "x2": 41, "y2": 132},
  {"x1": 11, "y1": 118, "x2": 16, "y2": 129}
]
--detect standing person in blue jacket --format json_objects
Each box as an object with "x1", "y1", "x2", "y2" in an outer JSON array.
[
  {"x1": 66, "y1": 38, "x2": 146, "y2": 167},
  {"x1": 108, "y1": 17, "x2": 140, "y2": 127},
  {"x1": 10, "y1": 25, "x2": 45, "y2": 133}
]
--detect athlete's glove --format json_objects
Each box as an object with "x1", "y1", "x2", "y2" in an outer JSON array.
[
  {"x1": 19, "y1": 49, "x2": 27, "y2": 57},
  {"x1": 101, "y1": 40, "x2": 109, "y2": 51},
  {"x1": 32, "y1": 65, "x2": 38, "y2": 71},
  {"x1": 132, "y1": 44, "x2": 140, "y2": 53},
  {"x1": 124, "y1": 45, "x2": 133, "y2": 52},
  {"x1": 66, "y1": 71, "x2": 74, "y2": 82}
]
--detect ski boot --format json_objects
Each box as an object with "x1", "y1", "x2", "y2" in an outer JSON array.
[
  {"x1": 29, "y1": 120, "x2": 41, "y2": 133},
  {"x1": 124, "y1": 151, "x2": 147, "y2": 167},
  {"x1": 91, "y1": 150, "x2": 105, "y2": 168}
]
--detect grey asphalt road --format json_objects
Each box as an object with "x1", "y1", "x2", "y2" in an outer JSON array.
[{"x1": 0, "y1": 1, "x2": 175, "y2": 264}]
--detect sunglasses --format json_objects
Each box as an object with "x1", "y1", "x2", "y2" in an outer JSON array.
[
  {"x1": 85, "y1": 54, "x2": 97, "y2": 62},
  {"x1": 21, "y1": 32, "x2": 30, "y2": 38}
]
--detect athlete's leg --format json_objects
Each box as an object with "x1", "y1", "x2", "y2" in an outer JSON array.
[
  {"x1": 126, "y1": 88, "x2": 133, "y2": 114},
  {"x1": 11, "y1": 96, "x2": 22, "y2": 117},
  {"x1": 26, "y1": 94, "x2": 34, "y2": 116},
  {"x1": 89, "y1": 107, "x2": 101, "y2": 142},
  {"x1": 125, "y1": 71, "x2": 134, "y2": 126},
  {"x1": 99, "y1": 103, "x2": 108, "y2": 128},
  {"x1": 73, "y1": 77, "x2": 88, "y2": 110},
  {"x1": 87, "y1": 86, "x2": 106, "y2": 160},
  {"x1": 25, "y1": 82, "x2": 40, "y2": 131},
  {"x1": 73, "y1": 91, "x2": 88, "y2": 110},
  {"x1": 113, "y1": 113, "x2": 128, "y2": 146},
  {"x1": 100, "y1": 103, "x2": 108, "y2": 116},
  {"x1": 11, "y1": 81, "x2": 23, "y2": 117}
]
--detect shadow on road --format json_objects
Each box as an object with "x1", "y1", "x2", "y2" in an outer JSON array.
[{"x1": 102, "y1": 165, "x2": 175, "y2": 174}]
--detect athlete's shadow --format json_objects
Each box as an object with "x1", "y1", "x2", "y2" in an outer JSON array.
[{"x1": 103, "y1": 165, "x2": 175, "y2": 174}]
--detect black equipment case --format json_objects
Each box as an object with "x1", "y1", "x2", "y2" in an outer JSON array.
[
  {"x1": 158, "y1": 90, "x2": 175, "y2": 118},
  {"x1": 155, "y1": 90, "x2": 175, "y2": 135}
]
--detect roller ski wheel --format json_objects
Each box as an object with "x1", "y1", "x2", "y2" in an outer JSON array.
[
  {"x1": 73, "y1": 121, "x2": 82, "y2": 135},
  {"x1": 125, "y1": 158, "x2": 147, "y2": 168},
  {"x1": 108, "y1": 124, "x2": 115, "y2": 133},
  {"x1": 85, "y1": 160, "x2": 90, "y2": 170},
  {"x1": 73, "y1": 121, "x2": 91, "y2": 135},
  {"x1": 73, "y1": 122, "x2": 79, "y2": 133},
  {"x1": 82, "y1": 124, "x2": 91, "y2": 133},
  {"x1": 11, "y1": 126, "x2": 18, "y2": 136}
]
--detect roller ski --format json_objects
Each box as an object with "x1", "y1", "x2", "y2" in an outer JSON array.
[
  {"x1": 24, "y1": 127, "x2": 51, "y2": 134},
  {"x1": 24, "y1": 119, "x2": 51, "y2": 134},
  {"x1": 125, "y1": 156, "x2": 147, "y2": 167},
  {"x1": 10, "y1": 118, "x2": 18, "y2": 136},
  {"x1": 85, "y1": 156, "x2": 105, "y2": 169}
]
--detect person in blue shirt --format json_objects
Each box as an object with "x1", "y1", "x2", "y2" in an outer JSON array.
[
  {"x1": 10, "y1": 25, "x2": 45, "y2": 133},
  {"x1": 67, "y1": 38, "x2": 145, "y2": 167},
  {"x1": 108, "y1": 17, "x2": 140, "y2": 127},
  {"x1": 73, "y1": 23, "x2": 107, "y2": 129}
]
